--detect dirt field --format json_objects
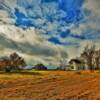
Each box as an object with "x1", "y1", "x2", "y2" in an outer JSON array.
[{"x1": 0, "y1": 71, "x2": 100, "y2": 100}]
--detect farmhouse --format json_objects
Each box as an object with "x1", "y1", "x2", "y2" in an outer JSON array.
[{"x1": 69, "y1": 59, "x2": 84, "y2": 70}]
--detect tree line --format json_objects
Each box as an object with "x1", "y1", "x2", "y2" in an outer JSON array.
[{"x1": 58, "y1": 44, "x2": 100, "y2": 70}]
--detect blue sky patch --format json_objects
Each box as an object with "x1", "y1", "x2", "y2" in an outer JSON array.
[
  {"x1": 15, "y1": 8, "x2": 33, "y2": 27},
  {"x1": 48, "y1": 37, "x2": 62, "y2": 45}
]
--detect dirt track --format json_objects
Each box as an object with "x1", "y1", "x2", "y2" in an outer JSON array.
[{"x1": 0, "y1": 71, "x2": 100, "y2": 100}]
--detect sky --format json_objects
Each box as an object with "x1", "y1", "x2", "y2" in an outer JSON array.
[{"x1": 0, "y1": 0, "x2": 100, "y2": 67}]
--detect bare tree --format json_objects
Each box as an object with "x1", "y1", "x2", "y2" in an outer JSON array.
[
  {"x1": 58, "y1": 52, "x2": 68, "y2": 70},
  {"x1": 81, "y1": 44, "x2": 95, "y2": 70},
  {"x1": 93, "y1": 49, "x2": 100, "y2": 69}
]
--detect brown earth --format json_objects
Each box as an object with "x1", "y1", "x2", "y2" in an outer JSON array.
[{"x1": 0, "y1": 71, "x2": 100, "y2": 100}]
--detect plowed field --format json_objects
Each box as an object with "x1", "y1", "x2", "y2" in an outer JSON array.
[{"x1": 0, "y1": 71, "x2": 100, "y2": 100}]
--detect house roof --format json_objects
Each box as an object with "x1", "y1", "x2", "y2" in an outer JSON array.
[{"x1": 69, "y1": 59, "x2": 82, "y2": 64}]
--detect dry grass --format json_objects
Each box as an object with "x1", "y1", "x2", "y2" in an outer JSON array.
[{"x1": 0, "y1": 70, "x2": 100, "y2": 100}]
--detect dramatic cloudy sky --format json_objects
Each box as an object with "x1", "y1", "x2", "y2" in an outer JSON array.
[{"x1": 0, "y1": 0, "x2": 100, "y2": 67}]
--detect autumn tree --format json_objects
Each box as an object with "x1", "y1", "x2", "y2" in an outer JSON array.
[{"x1": 9, "y1": 52, "x2": 26, "y2": 70}]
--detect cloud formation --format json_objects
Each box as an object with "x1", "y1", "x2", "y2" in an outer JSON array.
[
  {"x1": 0, "y1": 25, "x2": 68, "y2": 66},
  {"x1": 0, "y1": 0, "x2": 100, "y2": 67}
]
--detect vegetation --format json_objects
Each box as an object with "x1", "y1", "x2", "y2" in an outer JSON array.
[
  {"x1": 57, "y1": 52, "x2": 68, "y2": 70},
  {"x1": 9, "y1": 53, "x2": 26, "y2": 70},
  {"x1": 0, "y1": 52, "x2": 26, "y2": 72},
  {"x1": 33, "y1": 63, "x2": 47, "y2": 70},
  {"x1": 67, "y1": 44, "x2": 100, "y2": 71},
  {"x1": 81, "y1": 44, "x2": 100, "y2": 70}
]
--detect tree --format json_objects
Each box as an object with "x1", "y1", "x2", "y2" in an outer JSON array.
[
  {"x1": 33, "y1": 63, "x2": 47, "y2": 70},
  {"x1": 58, "y1": 52, "x2": 68, "y2": 70},
  {"x1": 9, "y1": 52, "x2": 26, "y2": 70},
  {"x1": 81, "y1": 44, "x2": 95, "y2": 70},
  {"x1": 0, "y1": 53, "x2": 26, "y2": 72},
  {"x1": 93, "y1": 49, "x2": 100, "y2": 69}
]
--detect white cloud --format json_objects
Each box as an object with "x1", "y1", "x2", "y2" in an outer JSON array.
[
  {"x1": 0, "y1": 0, "x2": 99, "y2": 67},
  {"x1": 0, "y1": 10, "x2": 9, "y2": 18},
  {"x1": 71, "y1": 0, "x2": 100, "y2": 40},
  {"x1": 83, "y1": 0, "x2": 100, "y2": 17},
  {"x1": 0, "y1": 24, "x2": 68, "y2": 66}
]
